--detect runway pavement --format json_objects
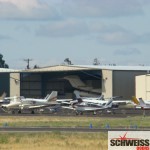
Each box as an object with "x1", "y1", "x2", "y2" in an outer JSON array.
[{"x1": 0, "y1": 108, "x2": 149, "y2": 117}]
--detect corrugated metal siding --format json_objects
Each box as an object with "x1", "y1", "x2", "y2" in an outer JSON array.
[
  {"x1": 20, "y1": 73, "x2": 42, "y2": 97},
  {"x1": 146, "y1": 75, "x2": 150, "y2": 99},
  {"x1": 136, "y1": 75, "x2": 146, "y2": 99},
  {"x1": 136, "y1": 74, "x2": 150, "y2": 100},
  {"x1": 113, "y1": 70, "x2": 146, "y2": 99}
]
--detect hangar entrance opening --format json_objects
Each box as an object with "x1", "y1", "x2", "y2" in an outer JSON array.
[
  {"x1": 20, "y1": 70, "x2": 102, "y2": 99},
  {"x1": 0, "y1": 73, "x2": 9, "y2": 96}
]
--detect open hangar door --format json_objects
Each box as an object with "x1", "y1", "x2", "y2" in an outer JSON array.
[
  {"x1": 20, "y1": 70, "x2": 102, "y2": 98},
  {"x1": 0, "y1": 73, "x2": 10, "y2": 96}
]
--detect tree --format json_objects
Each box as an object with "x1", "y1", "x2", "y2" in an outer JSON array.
[
  {"x1": 64, "y1": 58, "x2": 72, "y2": 65},
  {"x1": 0, "y1": 54, "x2": 9, "y2": 68}
]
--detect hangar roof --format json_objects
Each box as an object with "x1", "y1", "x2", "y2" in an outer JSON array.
[
  {"x1": 21, "y1": 65, "x2": 98, "y2": 73},
  {"x1": 1, "y1": 65, "x2": 150, "y2": 73},
  {"x1": 0, "y1": 68, "x2": 19, "y2": 73},
  {"x1": 73, "y1": 65, "x2": 150, "y2": 71},
  {"x1": 20, "y1": 65, "x2": 150, "y2": 73}
]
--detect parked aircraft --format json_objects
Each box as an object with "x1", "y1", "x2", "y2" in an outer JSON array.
[
  {"x1": 62, "y1": 98, "x2": 114, "y2": 115},
  {"x1": 64, "y1": 75, "x2": 101, "y2": 97},
  {"x1": 1, "y1": 91, "x2": 59, "y2": 114},
  {"x1": 1, "y1": 96, "x2": 22, "y2": 113},
  {"x1": 132, "y1": 96, "x2": 150, "y2": 110},
  {"x1": 73, "y1": 90, "x2": 130, "y2": 107}
]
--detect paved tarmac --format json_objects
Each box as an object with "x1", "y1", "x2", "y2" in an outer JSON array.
[{"x1": 0, "y1": 108, "x2": 149, "y2": 117}]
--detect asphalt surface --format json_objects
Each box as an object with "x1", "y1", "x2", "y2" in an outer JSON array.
[{"x1": 0, "y1": 108, "x2": 150, "y2": 117}]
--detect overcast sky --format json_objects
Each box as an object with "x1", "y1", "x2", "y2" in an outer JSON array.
[{"x1": 0, "y1": 0, "x2": 150, "y2": 69}]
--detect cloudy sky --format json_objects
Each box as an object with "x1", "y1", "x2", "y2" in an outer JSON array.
[{"x1": 0, "y1": 0, "x2": 150, "y2": 69}]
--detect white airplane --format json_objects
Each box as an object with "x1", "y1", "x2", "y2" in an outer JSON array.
[
  {"x1": 62, "y1": 98, "x2": 114, "y2": 115},
  {"x1": 132, "y1": 96, "x2": 150, "y2": 110},
  {"x1": 1, "y1": 91, "x2": 59, "y2": 114},
  {"x1": 58, "y1": 91, "x2": 105, "y2": 106},
  {"x1": 1, "y1": 95, "x2": 22, "y2": 113},
  {"x1": 73, "y1": 90, "x2": 130, "y2": 107}
]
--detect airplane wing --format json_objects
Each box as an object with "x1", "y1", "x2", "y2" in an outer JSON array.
[
  {"x1": 75, "y1": 106, "x2": 108, "y2": 112},
  {"x1": 56, "y1": 99, "x2": 72, "y2": 103},
  {"x1": 21, "y1": 103, "x2": 59, "y2": 110},
  {"x1": 61, "y1": 106, "x2": 75, "y2": 110}
]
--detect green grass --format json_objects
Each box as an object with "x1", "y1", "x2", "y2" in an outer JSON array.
[{"x1": 0, "y1": 116, "x2": 149, "y2": 128}]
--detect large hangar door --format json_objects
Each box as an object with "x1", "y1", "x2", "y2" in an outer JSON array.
[{"x1": 20, "y1": 73, "x2": 42, "y2": 98}]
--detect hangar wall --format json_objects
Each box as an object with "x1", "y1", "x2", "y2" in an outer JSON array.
[
  {"x1": 136, "y1": 74, "x2": 150, "y2": 100},
  {"x1": 113, "y1": 70, "x2": 146, "y2": 99},
  {"x1": 10, "y1": 73, "x2": 20, "y2": 97},
  {"x1": 102, "y1": 70, "x2": 113, "y2": 98}
]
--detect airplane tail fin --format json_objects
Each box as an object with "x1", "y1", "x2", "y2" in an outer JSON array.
[
  {"x1": 74, "y1": 90, "x2": 83, "y2": 103},
  {"x1": 105, "y1": 99, "x2": 113, "y2": 108},
  {"x1": 99, "y1": 95, "x2": 104, "y2": 100},
  {"x1": 74, "y1": 90, "x2": 81, "y2": 99},
  {"x1": 46, "y1": 91, "x2": 58, "y2": 102},
  {"x1": 0, "y1": 92, "x2": 7, "y2": 100},
  {"x1": 132, "y1": 96, "x2": 139, "y2": 105},
  {"x1": 138, "y1": 98, "x2": 146, "y2": 106}
]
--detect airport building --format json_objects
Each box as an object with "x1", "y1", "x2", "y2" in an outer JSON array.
[
  {"x1": 0, "y1": 65, "x2": 150, "y2": 99},
  {"x1": 136, "y1": 74, "x2": 150, "y2": 100}
]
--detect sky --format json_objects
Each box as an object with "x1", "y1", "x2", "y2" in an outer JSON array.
[{"x1": 0, "y1": 0, "x2": 150, "y2": 69}]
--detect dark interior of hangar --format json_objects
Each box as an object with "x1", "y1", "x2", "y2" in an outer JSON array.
[
  {"x1": 20, "y1": 70, "x2": 102, "y2": 98},
  {"x1": 0, "y1": 73, "x2": 9, "y2": 96}
]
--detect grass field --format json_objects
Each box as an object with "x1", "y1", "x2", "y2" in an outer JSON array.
[
  {"x1": 0, "y1": 116, "x2": 149, "y2": 150},
  {"x1": 0, "y1": 116, "x2": 149, "y2": 128},
  {"x1": 0, "y1": 132, "x2": 107, "y2": 150}
]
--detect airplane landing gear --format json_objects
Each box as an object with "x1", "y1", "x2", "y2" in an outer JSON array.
[
  {"x1": 93, "y1": 111, "x2": 97, "y2": 115},
  {"x1": 18, "y1": 110, "x2": 21, "y2": 114},
  {"x1": 31, "y1": 110, "x2": 35, "y2": 114}
]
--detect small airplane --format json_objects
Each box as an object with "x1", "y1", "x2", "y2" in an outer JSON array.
[
  {"x1": 1, "y1": 91, "x2": 59, "y2": 114},
  {"x1": 132, "y1": 96, "x2": 150, "y2": 110},
  {"x1": 72, "y1": 90, "x2": 130, "y2": 107},
  {"x1": 62, "y1": 98, "x2": 114, "y2": 115},
  {"x1": 1, "y1": 95, "x2": 22, "y2": 113}
]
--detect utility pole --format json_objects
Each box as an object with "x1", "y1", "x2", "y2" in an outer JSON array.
[{"x1": 24, "y1": 58, "x2": 32, "y2": 69}]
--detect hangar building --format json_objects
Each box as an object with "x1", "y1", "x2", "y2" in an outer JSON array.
[
  {"x1": 1, "y1": 65, "x2": 150, "y2": 99},
  {"x1": 136, "y1": 74, "x2": 150, "y2": 100}
]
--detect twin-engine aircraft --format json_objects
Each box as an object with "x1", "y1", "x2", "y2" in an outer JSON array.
[{"x1": 1, "y1": 91, "x2": 59, "y2": 114}]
